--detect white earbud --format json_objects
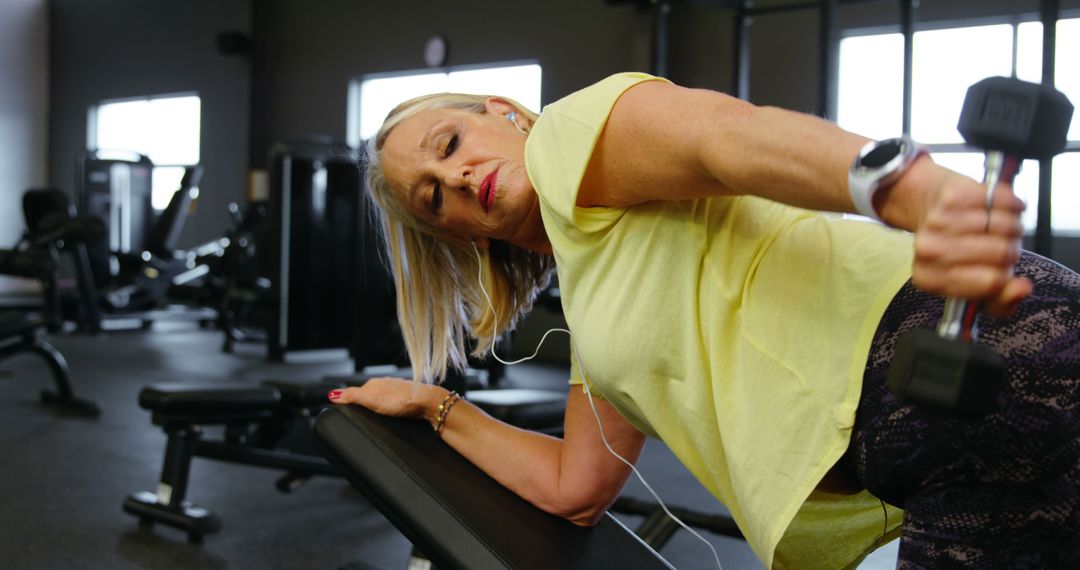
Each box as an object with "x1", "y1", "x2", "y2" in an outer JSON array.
[{"x1": 507, "y1": 111, "x2": 527, "y2": 135}]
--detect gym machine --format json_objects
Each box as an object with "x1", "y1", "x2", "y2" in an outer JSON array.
[
  {"x1": 201, "y1": 151, "x2": 396, "y2": 361},
  {"x1": 77, "y1": 150, "x2": 155, "y2": 288},
  {"x1": 209, "y1": 199, "x2": 275, "y2": 354},
  {"x1": 265, "y1": 138, "x2": 374, "y2": 362},
  {"x1": 65, "y1": 154, "x2": 221, "y2": 331}
]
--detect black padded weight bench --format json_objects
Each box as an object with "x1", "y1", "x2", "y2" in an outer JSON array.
[
  {"x1": 458, "y1": 386, "x2": 745, "y2": 548},
  {"x1": 314, "y1": 404, "x2": 675, "y2": 570},
  {"x1": 123, "y1": 379, "x2": 344, "y2": 542},
  {"x1": 340, "y1": 369, "x2": 743, "y2": 552}
]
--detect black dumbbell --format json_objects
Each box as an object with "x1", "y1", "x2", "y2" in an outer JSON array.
[{"x1": 886, "y1": 76, "x2": 1074, "y2": 417}]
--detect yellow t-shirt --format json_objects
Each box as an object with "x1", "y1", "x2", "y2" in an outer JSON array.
[{"x1": 525, "y1": 72, "x2": 911, "y2": 568}]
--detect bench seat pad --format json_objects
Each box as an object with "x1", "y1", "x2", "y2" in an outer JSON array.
[{"x1": 313, "y1": 404, "x2": 673, "y2": 570}]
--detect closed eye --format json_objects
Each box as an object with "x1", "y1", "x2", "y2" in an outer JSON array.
[{"x1": 429, "y1": 133, "x2": 456, "y2": 213}]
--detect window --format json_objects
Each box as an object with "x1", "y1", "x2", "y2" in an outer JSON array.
[
  {"x1": 838, "y1": 17, "x2": 1080, "y2": 233},
  {"x1": 89, "y1": 94, "x2": 201, "y2": 210},
  {"x1": 347, "y1": 62, "x2": 542, "y2": 148}
]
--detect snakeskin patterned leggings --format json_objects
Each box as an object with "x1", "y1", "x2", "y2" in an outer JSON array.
[{"x1": 847, "y1": 252, "x2": 1080, "y2": 568}]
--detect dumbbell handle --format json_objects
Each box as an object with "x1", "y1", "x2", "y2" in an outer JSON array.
[{"x1": 936, "y1": 151, "x2": 1023, "y2": 342}]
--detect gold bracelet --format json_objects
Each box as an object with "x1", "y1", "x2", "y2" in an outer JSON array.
[{"x1": 433, "y1": 390, "x2": 460, "y2": 435}]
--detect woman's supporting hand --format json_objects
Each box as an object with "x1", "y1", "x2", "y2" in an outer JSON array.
[
  {"x1": 329, "y1": 377, "x2": 446, "y2": 430},
  {"x1": 886, "y1": 159, "x2": 1033, "y2": 319}
]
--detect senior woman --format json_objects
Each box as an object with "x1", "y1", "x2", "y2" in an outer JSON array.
[{"x1": 329, "y1": 72, "x2": 1080, "y2": 568}]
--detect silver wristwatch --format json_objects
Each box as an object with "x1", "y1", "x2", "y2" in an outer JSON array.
[{"x1": 848, "y1": 136, "x2": 927, "y2": 222}]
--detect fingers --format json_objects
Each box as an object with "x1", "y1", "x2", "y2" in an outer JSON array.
[
  {"x1": 915, "y1": 232, "x2": 1021, "y2": 270},
  {"x1": 328, "y1": 379, "x2": 398, "y2": 405},
  {"x1": 328, "y1": 385, "x2": 365, "y2": 405},
  {"x1": 912, "y1": 232, "x2": 1024, "y2": 302},
  {"x1": 921, "y1": 204, "x2": 1024, "y2": 239},
  {"x1": 913, "y1": 168, "x2": 1032, "y2": 311},
  {"x1": 326, "y1": 377, "x2": 438, "y2": 419},
  {"x1": 928, "y1": 174, "x2": 1026, "y2": 215},
  {"x1": 982, "y1": 276, "x2": 1033, "y2": 319}
]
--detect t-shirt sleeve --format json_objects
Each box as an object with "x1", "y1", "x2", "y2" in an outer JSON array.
[
  {"x1": 524, "y1": 72, "x2": 670, "y2": 236},
  {"x1": 568, "y1": 346, "x2": 606, "y2": 401}
]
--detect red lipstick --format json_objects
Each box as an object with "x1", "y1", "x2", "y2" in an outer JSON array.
[{"x1": 479, "y1": 169, "x2": 498, "y2": 212}]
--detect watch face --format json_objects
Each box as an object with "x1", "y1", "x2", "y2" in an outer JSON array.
[{"x1": 863, "y1": 140, "x2": 902, "y2": 168}]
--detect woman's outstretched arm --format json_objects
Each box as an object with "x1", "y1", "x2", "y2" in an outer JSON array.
[
  {"x1": 331, "y1": 378, "x2": 646, "y2": 526},
  {"x1": 578, "y1": 80, "x2": 1030, "y2": 317}
]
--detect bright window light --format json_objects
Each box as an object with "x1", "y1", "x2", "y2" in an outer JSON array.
[
  {"x1": 837, "y1": 33, "x2": 904, "y2": 140},
  {"x1": 357, "y1": 72, "x2": 448, "y2": 145},
  {"x1": 1016, "y1": 22, "x2": 1043, "y2": 84},
  {"x1": 144, "y1": 96, "x2": 201, "y2": 165},
  {"x1": 152, "y1": 167, "x2": 189, "y2": 208},
  {"x1": 911, "y1": 24, "x2": 1014, "y2": 144},
  {"x1": 353, "y1": 63, "x2": 541, "y2": 144},
  {"x1": 93, "y1": 94, "x2": 201, "y2": 209},
  {"x1": 96, "y1": 100, "x2": 151, "y2": 156},
  {"x1": 1057, "y1": 18, "x2": 1080, "y2": 141},
  {"x1": 1053, "y1": 153, "x2": 1080, "y2": 231},
  {"x1": 447, "y1": 65, "x2": 543, "y2": 112}
]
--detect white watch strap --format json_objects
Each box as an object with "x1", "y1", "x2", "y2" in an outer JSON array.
[
  {"x1": 848, "y1": 165, "x2": 882, "y2": 222},
  {"x1": 848, "y1": 137, "x2": 926, "y2": 224}
]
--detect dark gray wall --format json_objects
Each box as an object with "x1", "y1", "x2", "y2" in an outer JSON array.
[
  {"x1": 43, "y1": 0, "x2": 1080, "y2": 267},
  {"x1": 248, "y1": 0, "x2": 651, "y2": 166},
  {"x1": 0, "y1": 0, "x2": 48, "y2": 294},
  {"x1": 48, "y1": 0, "x2": 252, "y2": 249}
]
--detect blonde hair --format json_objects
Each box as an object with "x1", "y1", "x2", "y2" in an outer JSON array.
[{"x1": 365, "y1": 93, "x2": 554, "y2": 385}]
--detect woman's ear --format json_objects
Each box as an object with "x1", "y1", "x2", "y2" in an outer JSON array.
[
  {"x1": 484, "y1": 97, "x2": 518, "y2": 119},
  {"x1": 486, "y1": 98, "x2": 530, "y2": 135}
]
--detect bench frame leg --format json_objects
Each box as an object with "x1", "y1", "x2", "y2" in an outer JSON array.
[
  {"x1": 0, "y1": 330, "x2": 101, "y2": 417},
  {"x1": 123, "y1": 426, "x2": 222, "y2": 542}
]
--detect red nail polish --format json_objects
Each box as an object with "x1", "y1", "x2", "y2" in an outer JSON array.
[{"x1": 328, "y1": 389, "x2": 342, "y2": 400}]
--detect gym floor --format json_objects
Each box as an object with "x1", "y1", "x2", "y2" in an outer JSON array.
[{"x1": 0, "y1": 322, "x2": 898, "y2": 569}]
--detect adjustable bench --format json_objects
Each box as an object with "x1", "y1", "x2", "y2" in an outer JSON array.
[
  {"x1": 123, "y1": 379, "x2": 343, "y2": 542},
  {"x1": 314, "y1": 404, "x2": 675, "y2": 570}
]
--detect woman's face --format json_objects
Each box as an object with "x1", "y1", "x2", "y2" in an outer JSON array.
[{"x1": 380, "y1": 98, "x2": 544, "y2": 250}]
